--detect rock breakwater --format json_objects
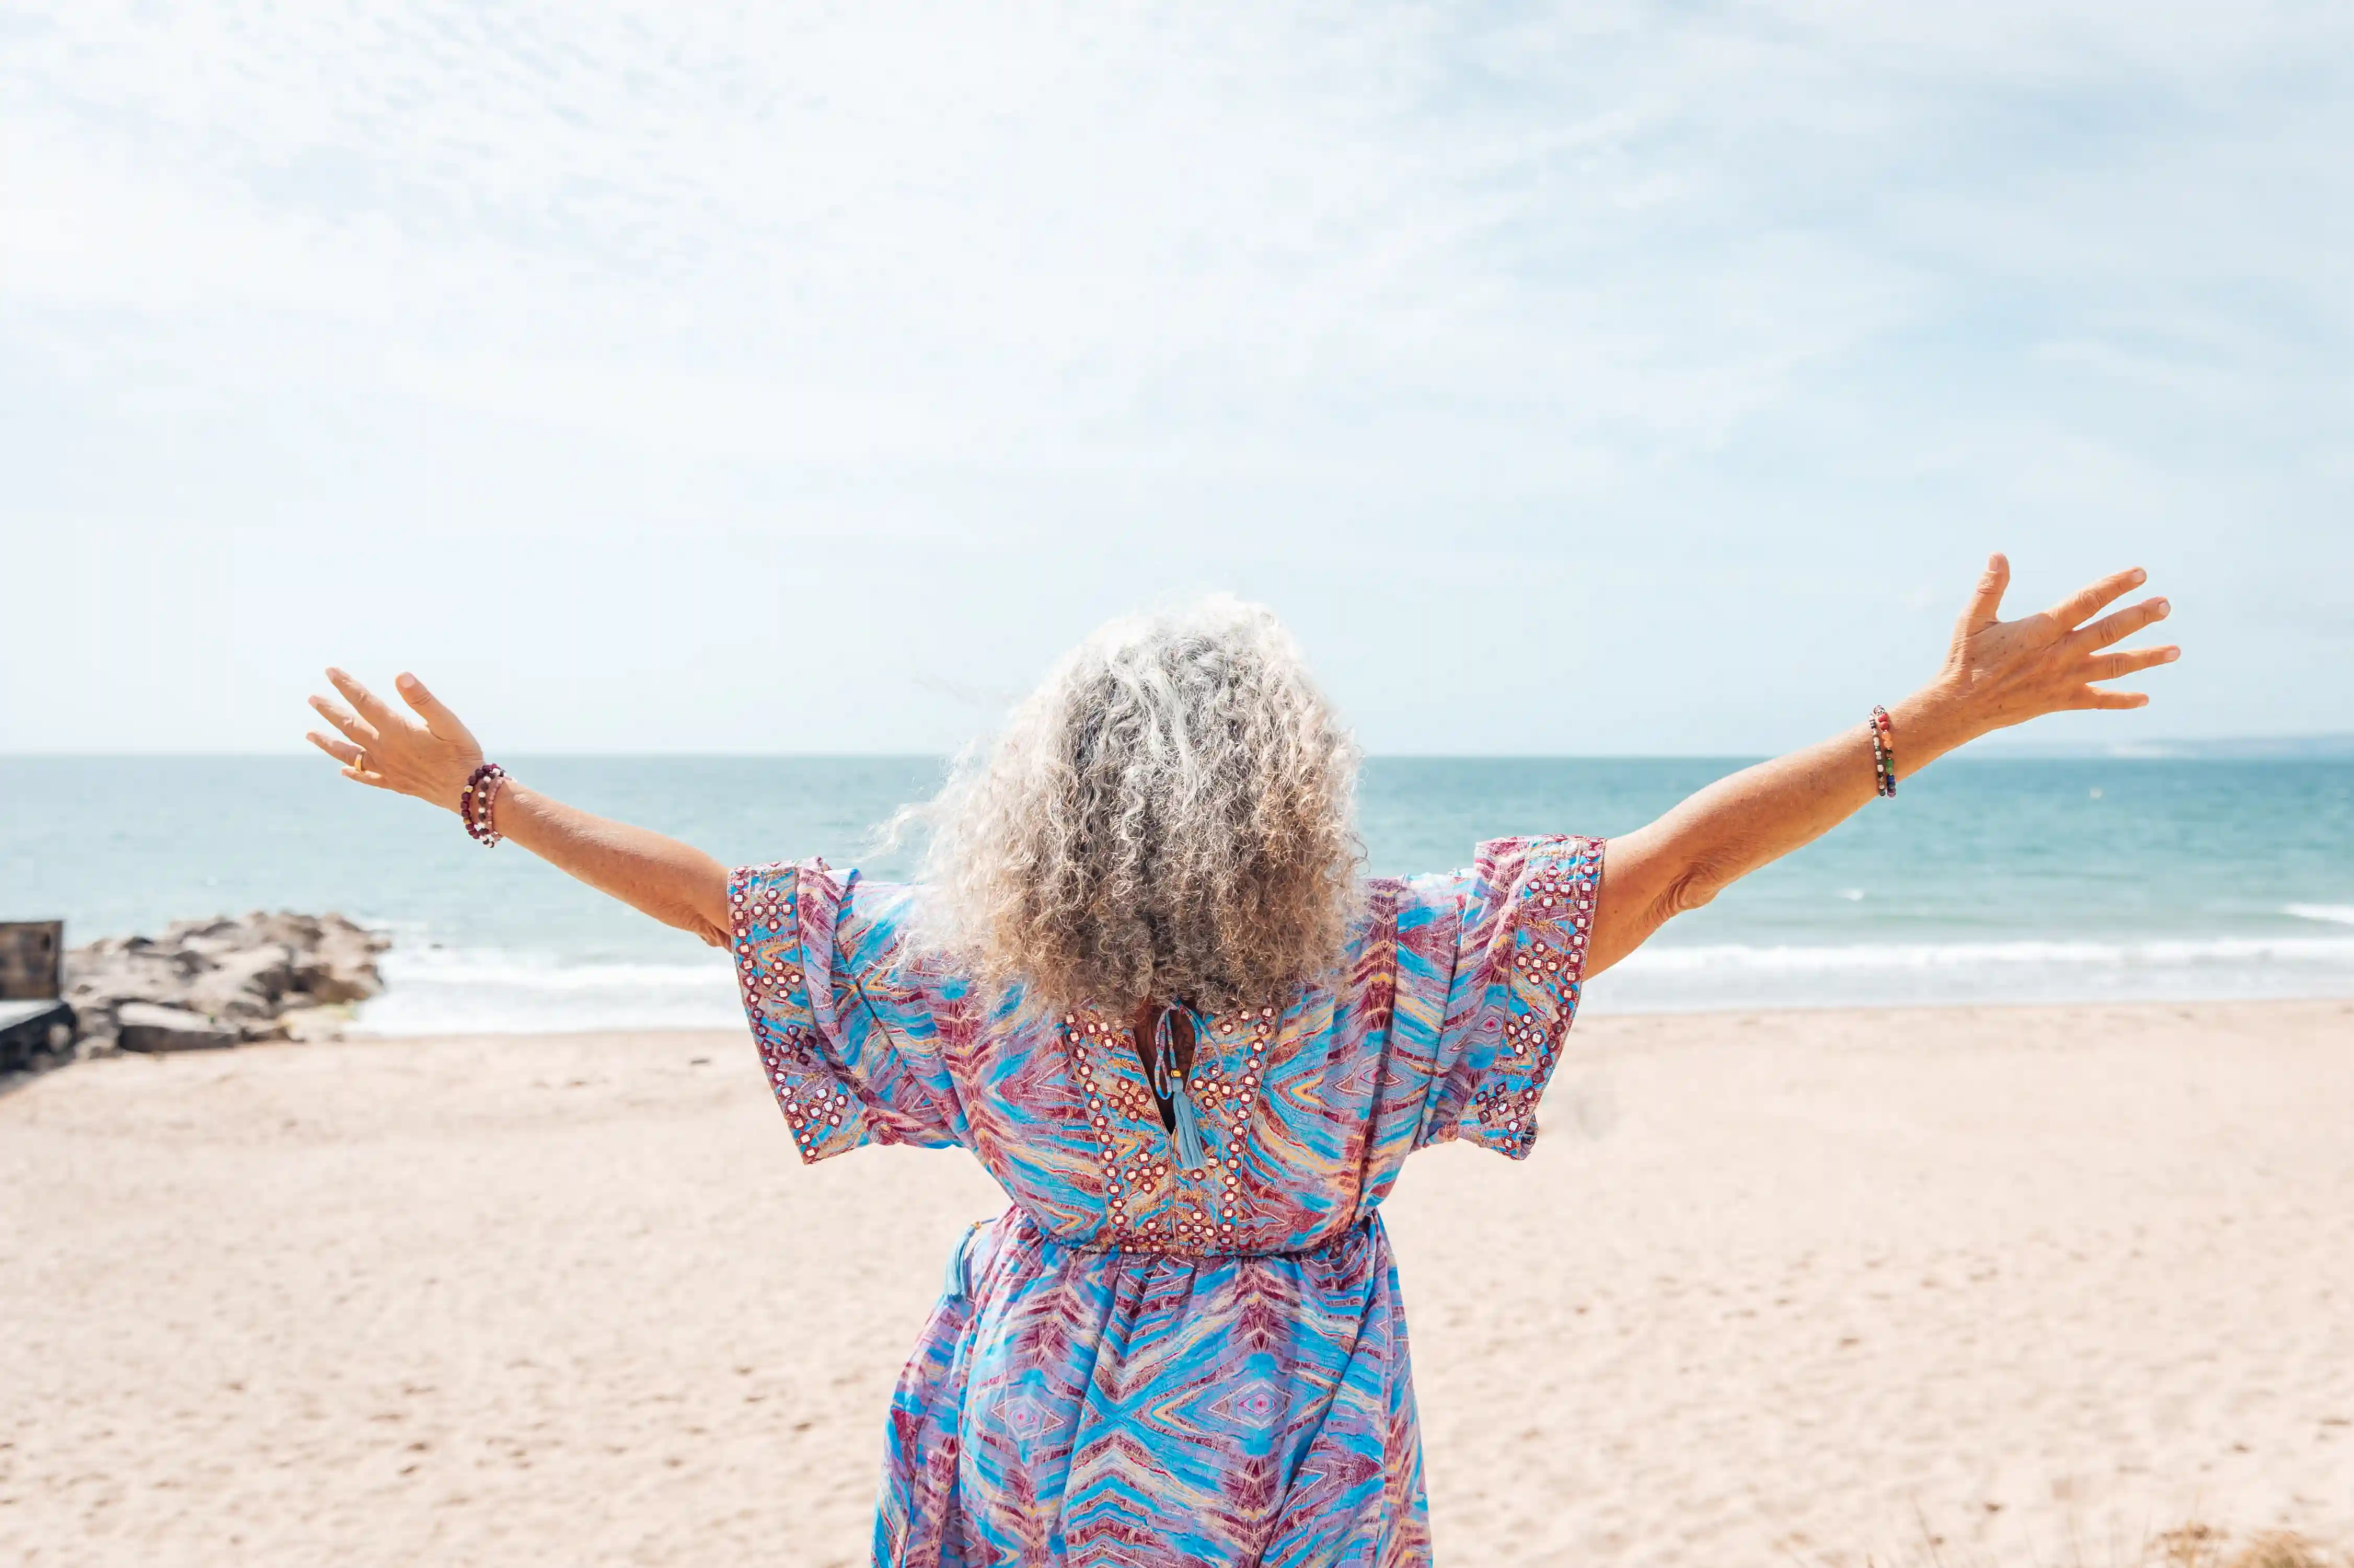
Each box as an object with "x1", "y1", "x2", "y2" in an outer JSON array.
[{"x1": 63, "y1": 913, "x2": 390, "y2": 1056}]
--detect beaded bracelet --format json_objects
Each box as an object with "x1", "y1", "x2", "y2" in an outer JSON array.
[
  {"x1": 460, "y1": 763, "x2": 509, "y2": 846},
  {"x1": 1868, "y1": 706, "x2": 1897, "y2": 798}
]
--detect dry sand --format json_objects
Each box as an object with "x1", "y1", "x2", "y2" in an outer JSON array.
[{"x1": 4, "y1": 1000, "x2": 2351, "y2": 1566}]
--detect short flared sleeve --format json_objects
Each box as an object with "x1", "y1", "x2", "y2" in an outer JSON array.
[
  {"x1": 1392, "y1": 834, "x2": 1605, "y2": 1159},
  {"x1": 728, "y1": 859, "x2": 966, "y2": 1163}
]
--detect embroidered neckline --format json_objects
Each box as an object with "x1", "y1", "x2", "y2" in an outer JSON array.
[{"x1": 1062, "y1": 1001, "x2": 1283, "y2": 1254}]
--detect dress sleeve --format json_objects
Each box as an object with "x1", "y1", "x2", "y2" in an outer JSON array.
[
  {"x1": 1409, "y1": 834, "x2": 1605, "y2": 1158},
  {"x1": 728, "y1": 859, "x2": 966, "y2": 1163}
]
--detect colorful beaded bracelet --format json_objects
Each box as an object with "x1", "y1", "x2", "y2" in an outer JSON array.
[
  {"x1": 1868, "y1": 706, "x2": 1896, "y2": 798},
  {"x1": 460, "y1": 762, "x2": 508, "y2": 846}
]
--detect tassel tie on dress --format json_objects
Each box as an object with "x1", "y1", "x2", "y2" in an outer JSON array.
[{"x1": 1146, "y1": 1001, "x2": 1212, "y2": 1171}]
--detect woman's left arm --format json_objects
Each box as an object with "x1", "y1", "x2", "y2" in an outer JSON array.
[{"x1": 1584, "y1": 555, "x2": 2179, "y2": 978}]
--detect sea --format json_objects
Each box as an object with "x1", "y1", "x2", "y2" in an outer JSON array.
[{"x1": 4, "y1": 755, "x2": 2351, "y2": 1033}]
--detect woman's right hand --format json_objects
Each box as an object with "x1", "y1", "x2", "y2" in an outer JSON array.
[
  {"x1": 306, "y1": 669, "x2": 486, "y2": 813},
  {"x1": 306, "y1": 668, "x2": 731, "y2": 942}
]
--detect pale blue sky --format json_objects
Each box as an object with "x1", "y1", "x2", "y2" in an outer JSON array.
[{"x1": 4, "y1": 2, "x2": 2348, "y2": 755}]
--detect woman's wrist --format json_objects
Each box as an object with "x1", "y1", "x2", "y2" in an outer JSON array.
[
  {"x1": 1884, "y1": 684, "x2": 1985, "y2": 779},
  {"x1": 425, "y1": 756, "x2": 488, "y2": 815}
]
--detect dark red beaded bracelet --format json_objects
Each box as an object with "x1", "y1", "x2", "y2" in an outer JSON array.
[
  {"x1": 460, "y1": 763, "x2": 508, "y2": 846},
  {"x1": 1868, "y1": 706, "x2": 1896, "y2": 798},
  {"x1": 476, "y1": 767, "x2": 507, "y2": 844}
]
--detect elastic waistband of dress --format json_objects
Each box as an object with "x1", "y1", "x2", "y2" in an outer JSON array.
[
  {"x1": 944, "y1": 1209, "x2": 1387, "y2": 1299},
  {"x1": 1016, "y1": 1207, "x2": 1384, "y2": 1259}
]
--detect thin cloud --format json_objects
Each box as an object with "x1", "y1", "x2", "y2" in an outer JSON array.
[{"x1": 2, "y1": 1, "x2": 2347, "y2": 751}]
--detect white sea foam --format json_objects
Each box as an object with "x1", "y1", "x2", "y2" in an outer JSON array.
[
  {"x1": 352, "y1": 931, "x2": 2354, "y2": 1034},
  {"x1": 2284, "y1": 903, "x2": 2354, "y2": 926},
  {"x1": 354, "y1": 948, "x2": 741, "y2": 1035},
  {"x1": 1585, "y1": 931, "x2": 2354, "y2": 1013}
]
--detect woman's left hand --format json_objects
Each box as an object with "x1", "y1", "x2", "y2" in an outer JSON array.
[
  {"x1": 1588, "y1": 555, "x2": 2183, "y2": 977},
  {"x1": 305, "y1": 669, "x2": 486, "y2": 813},
  {"x1": 1928, "y1": 555, "x2": 2180, "y2": 739}
]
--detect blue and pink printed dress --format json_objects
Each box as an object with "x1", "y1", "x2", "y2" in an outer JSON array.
[{"x1": 727, "y1": 834, "x2": 1603, "y2": 1568}]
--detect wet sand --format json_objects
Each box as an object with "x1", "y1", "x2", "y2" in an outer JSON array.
[{"x1": 4, "y1": 1000, "x2": 2350, "y2": 1565}]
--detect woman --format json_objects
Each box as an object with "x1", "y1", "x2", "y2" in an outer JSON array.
[{"x1": 307, "y1": 555, "x2": 2174, "y2": 1567}]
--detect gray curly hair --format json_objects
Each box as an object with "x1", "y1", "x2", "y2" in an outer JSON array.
[{"x1": 914, "y1": 595, "x2": 1362, "y2": 1017}]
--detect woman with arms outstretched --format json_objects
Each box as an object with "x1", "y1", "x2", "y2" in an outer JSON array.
[{"x1": 308, "y1": 555, "x2": 2174, "y2": 1567}]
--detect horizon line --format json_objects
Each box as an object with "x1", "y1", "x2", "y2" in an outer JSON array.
[{"x1": 5, "y1": 735, "x2": 2352, "y2": 764}]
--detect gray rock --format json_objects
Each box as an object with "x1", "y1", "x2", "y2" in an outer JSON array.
[
  {"x1": 115, "y1": 1002, "x2": 240, "y2": 1053},
  {"x1": 62, "y1": 912, "x2": 391, "y2": 1052},
  {"x1": 187, "y1": 943, "x2": 298, "y2": 1021}
]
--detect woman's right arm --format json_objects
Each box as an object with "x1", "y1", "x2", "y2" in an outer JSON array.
[
  {"x1": 305, "y1": 670, "x2": 734, "y2": 947},
  {"x1": 1584, "y1": 555, "x2": 2178, "y2": 978}
]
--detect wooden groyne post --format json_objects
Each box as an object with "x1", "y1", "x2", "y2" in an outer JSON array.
[{"x1": 0, "y1": 920, "x2": 75, "y2": 1072}]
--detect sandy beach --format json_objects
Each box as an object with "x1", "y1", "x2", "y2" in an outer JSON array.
[{"x1": 4, "y1": 999, "x2": 2350, "y2": 1566}]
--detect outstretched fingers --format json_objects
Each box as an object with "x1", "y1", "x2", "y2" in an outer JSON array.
[
  {"x1": 2076, "y1": 595, "x2": 2171, "y2": 651},
  {"x1": 2085, "y1": 645, "x2": 2182, "y2": 683},
  {"x1": 1959, "y1": 552, "x2": 2011, "y2": 632},
  {"x1": 396, "y1": 672, "x2": 472, "y2": 743},
  {"x1": 327, "y1": 668, "x2": 400, "y2": 731},
  {"x1": 306, "y1": 730, "x2": 360, "y2": 766},
  {"x1": 2063, "y1": 615, "x2": 2179, "y2": 711},
  {"x1": 308, "y1": 692, "x2": 379, "y2": 746},
  {"x1": 305, "y1": 728, "x2": 392, "y2": 788},
  {"x1": 2049, "y1": 567, "x2": 2148, "y2": 631}
]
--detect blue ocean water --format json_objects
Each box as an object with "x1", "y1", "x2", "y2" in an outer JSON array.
[{"x1": 3, "y1": 755, "x2": 2351, "y2": 1030}]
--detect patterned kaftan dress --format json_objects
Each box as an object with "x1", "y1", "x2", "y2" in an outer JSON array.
[{"x1": 726, "y1": 834, "x2": 1603, "y2": 1568}]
